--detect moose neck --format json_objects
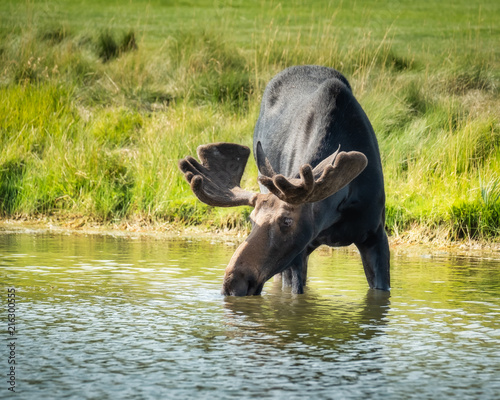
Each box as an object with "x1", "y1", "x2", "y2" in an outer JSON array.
[{"x1": 309, "y1": 186, "x2": 350, "y2": 238}]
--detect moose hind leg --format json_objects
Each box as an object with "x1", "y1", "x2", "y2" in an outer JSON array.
[{"x1": 355, "y1": 224, "x2": 390, "y2": 291}]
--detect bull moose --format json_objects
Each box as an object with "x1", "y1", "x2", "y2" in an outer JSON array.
[{"x1": 179, "y1": 65, "x2": 390, "y2": 296}]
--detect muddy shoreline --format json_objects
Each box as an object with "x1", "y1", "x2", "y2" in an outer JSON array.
[{"x1": 1, "y1": 216, "x2": 499, "y2": 259}]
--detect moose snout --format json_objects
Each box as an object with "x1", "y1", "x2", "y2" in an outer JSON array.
[
  {"x1": 221, "y1": 274, "x2": 248, "y2": 296},
  {"x1": 221, "y1": 239, "x2": 267, "y2": 296},
  {"x1": 222, "y1": 270, "x2": 264, "y2": 296}
]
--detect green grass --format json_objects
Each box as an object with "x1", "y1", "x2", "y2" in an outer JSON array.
[{"x1": 0, "y1": 0, "x2": 499, "y2": 241}]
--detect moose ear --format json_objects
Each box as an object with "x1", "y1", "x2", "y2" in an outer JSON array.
[
  {"x1": 178, "y1": 143, "x2": 258, "y2": 207},
  {"x1": 255, "y1": 141, "x2": 276, "y2": 178}
]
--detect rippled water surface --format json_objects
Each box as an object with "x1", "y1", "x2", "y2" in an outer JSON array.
[{"x1": 1, "y1": 231, "x2": 499, "y2": 399}]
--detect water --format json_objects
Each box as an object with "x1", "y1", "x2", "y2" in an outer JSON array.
[{"x1": 1, "y1": 231, "x2": 499, "y2": 399}]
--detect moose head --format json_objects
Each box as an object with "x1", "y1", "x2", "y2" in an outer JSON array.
[{"x1": 178, "y1": 142, "x2": 367, "y2": 296}]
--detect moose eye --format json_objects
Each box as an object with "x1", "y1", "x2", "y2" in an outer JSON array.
[
  {"x1": 279, "y1": 217, "x2": 294, "y2": 234},
  {"x1": 281, "y1": 217, "x2": 293, "y2": 227}
]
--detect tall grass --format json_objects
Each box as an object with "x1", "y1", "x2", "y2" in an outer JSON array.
[{"x1": 0, "y1": 0, "x2": 499, "y2": 241}]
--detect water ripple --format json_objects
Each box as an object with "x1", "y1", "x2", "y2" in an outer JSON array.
[{"x1": 0, "y1": 234, "x2": 499, "y2": 399}]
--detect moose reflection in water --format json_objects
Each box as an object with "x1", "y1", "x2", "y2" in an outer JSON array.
[
  {"x1": 179, "y1": 65, "x2": 390, "y2": 296},
  {"x1": 223, "y1": 284, "x2": 391, "y2": 349}
]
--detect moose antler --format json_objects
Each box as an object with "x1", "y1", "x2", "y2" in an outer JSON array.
[
  {"x1": 178, "y1": 143, "x2": 258, "y2": 207},
  {"x1": 257, "y1": 143, "x2": 368, "y2": 205}
]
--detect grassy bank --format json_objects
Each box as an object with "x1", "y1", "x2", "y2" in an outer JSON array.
[{"x1": 1, "y1": 0, "x2": 499, "y2": 242}]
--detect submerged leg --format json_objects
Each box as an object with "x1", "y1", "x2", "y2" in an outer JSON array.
[
  {"x1": 280, "y1": 251, "x2": 309, "y2": 294},
  {"x1": 355, "y1": 223, "x2": 390, "y2": 291}
]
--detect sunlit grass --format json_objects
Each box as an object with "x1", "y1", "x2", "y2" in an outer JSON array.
[{"x1": 0, "y1": 0, "x2": 499, "y2": 241}]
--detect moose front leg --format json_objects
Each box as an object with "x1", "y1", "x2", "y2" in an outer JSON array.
[
  {"x1": 279, "y1": 252, "x2": 309, "y2": 294},
  {"x1": 355, "y1": 223, "x2": 390, "y2": 291}
]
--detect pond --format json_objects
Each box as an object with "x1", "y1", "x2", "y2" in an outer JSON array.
[{"x1": 1, "y1": 230, "x2": 499, "y2": 399}]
